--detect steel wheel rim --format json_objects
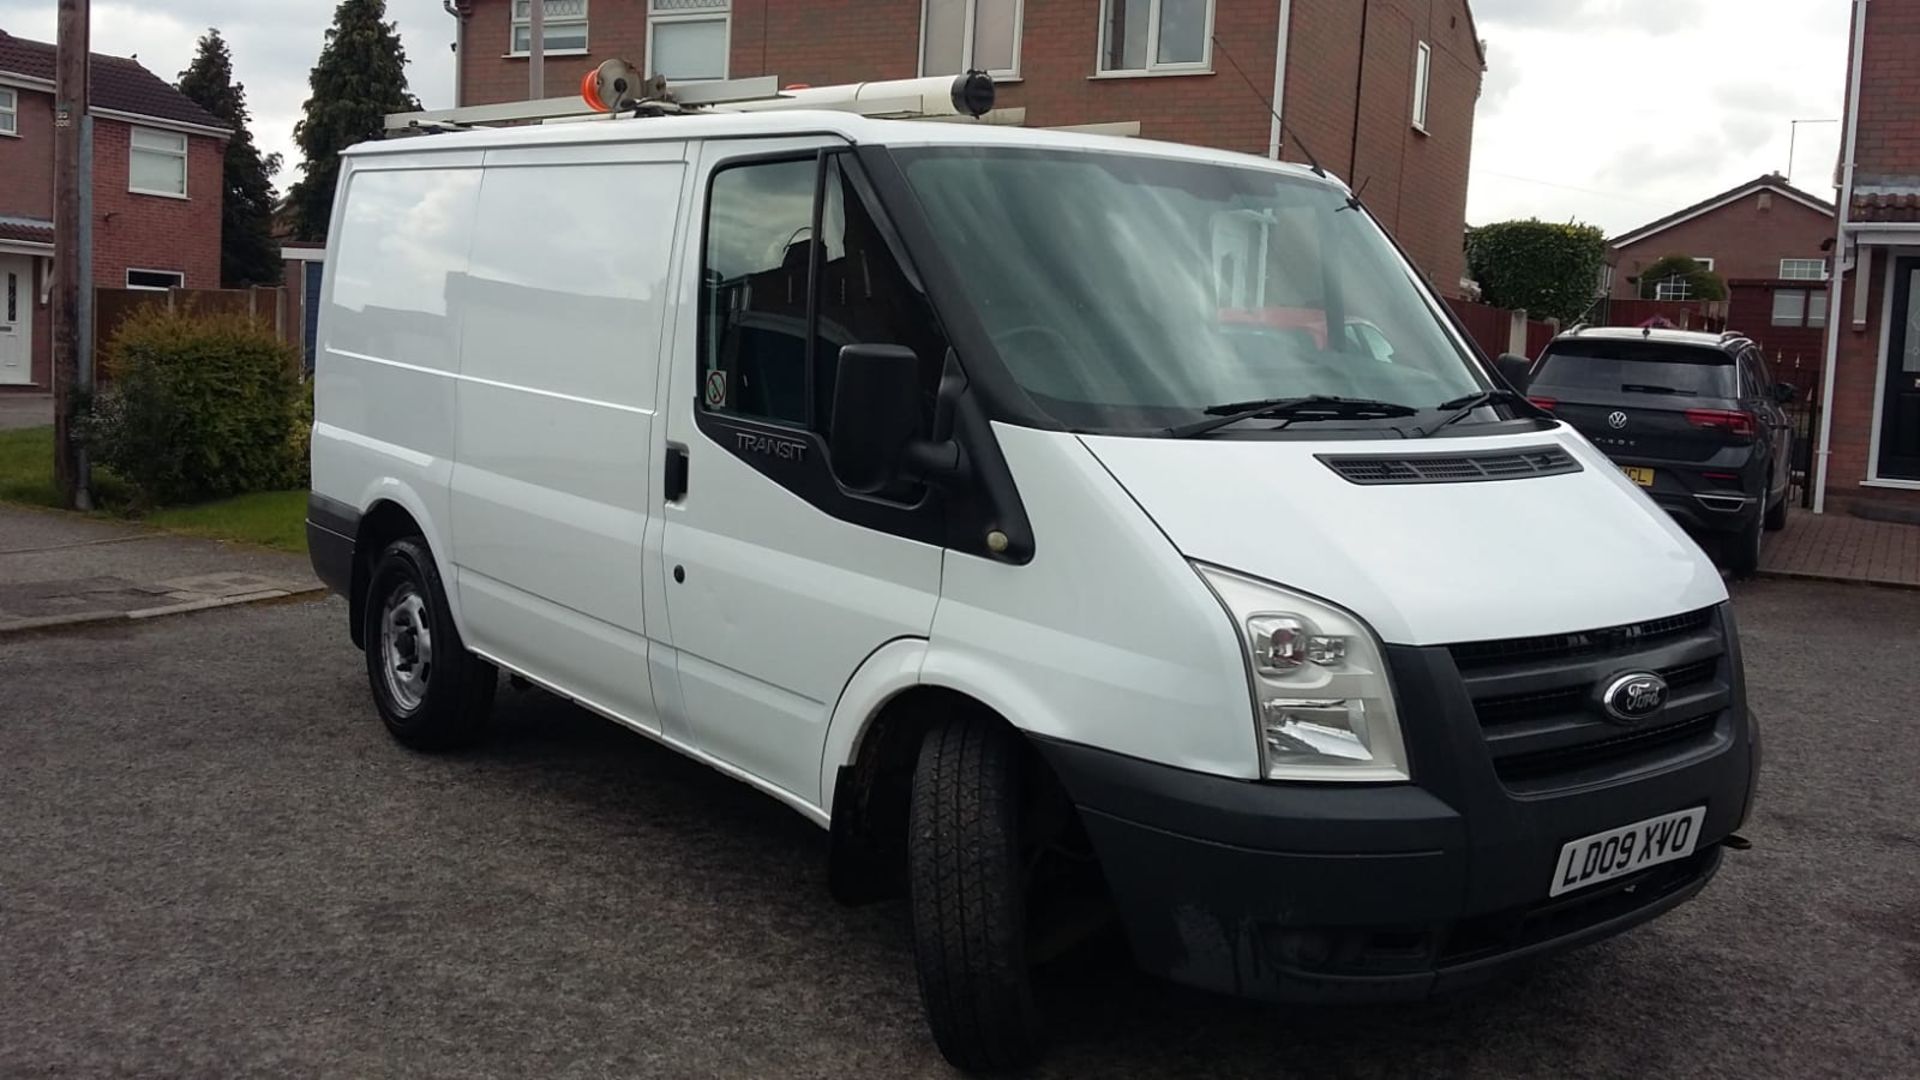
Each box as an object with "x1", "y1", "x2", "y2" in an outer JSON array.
[{"x1": 380, "y1": 585, "x2": 433, "y2": 713}]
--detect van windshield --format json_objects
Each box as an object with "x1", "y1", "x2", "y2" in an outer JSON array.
[{"x1": 896, "y1": 146, "x2": 1485, "y2": 433}]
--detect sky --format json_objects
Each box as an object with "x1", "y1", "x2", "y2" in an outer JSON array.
[{"x1": 0, "y1": 0, "x2": 1852, "y2": 239}]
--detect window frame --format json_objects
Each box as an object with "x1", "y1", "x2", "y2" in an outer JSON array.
[
  {"x1": 1095, "y1": 0, "x2": 1216, "y2": 78},
  {"x1": 0, "y1": 87, "x2": 18, "y2": 137},
  {"x1": 1655, "y1": 278, "x2": 1694, "y2": 302},
  {"x1": 125, "y1": 268, "x2": 185, "y2": 292},
  {"x1": 509, "y1": 0, "x2": 590, "y2": 58},
  {"x1": 1780, "y1": 258, "x2": 1827, "y2": 281},
  {"x1": 127, "y1": 126, "x2": 188, "y2": 199},
  {"x1": 1411, "y1": 41, "x2": 1432, "y2": 133},
  {"x1": 647, "y1": 0, "x2": 731, "y2": 83},
  {"x1": 919, "y1": 0, "x2": 1025, "y2": 80}
]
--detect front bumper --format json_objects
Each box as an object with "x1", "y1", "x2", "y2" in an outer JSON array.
[{"x1": 1032, "y1": 611, "x2": 1756, "y2": 1004}]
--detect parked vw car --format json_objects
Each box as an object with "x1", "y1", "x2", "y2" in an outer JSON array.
[
  {"x1": 1519, "y1": 328, "x2": 1794, "y2": 577},
  {"x1": 307, "y1": 81, "x2": 1759, "y2": 1071}
]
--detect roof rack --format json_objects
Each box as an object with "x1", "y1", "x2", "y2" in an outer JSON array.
[{"x1": 385, "y1": 67, "x2": 997, "y2": 135}]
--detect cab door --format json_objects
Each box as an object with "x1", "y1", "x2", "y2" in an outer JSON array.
[{"x1": 654, "y1": 140, "x2": 953, "y2": 810}]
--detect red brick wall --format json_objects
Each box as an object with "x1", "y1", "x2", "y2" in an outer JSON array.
[
  {"x1": 88, "y1": 119, "x2": 223, "y2": 291},
  {"x1": 1282, "y1": 0, "x2": 1482, "y2": 296},
  {"x1": 1610, "y1": 190, "x2": 1833, "y2": 301},
  {"x1": 1853, "y1": 0, "x2": 1920, "y2": 178},
  {"x1": 0, "y1": 85, "x2": 56, "y2": 220},
  {"x1": 454, "y1": 0, "x2": 1482, "y2": 295}
]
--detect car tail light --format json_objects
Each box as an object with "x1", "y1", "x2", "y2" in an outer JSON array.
[
  {"x1": 1527, "y1": 396, "x2": 1558, "y2": 412},
  {"x1": 1702, "y1": 471, "x2": 1742, "y2": 487},
  {"x1": 1684, "y1": 409, "x2": 1756, "y2": 437}
]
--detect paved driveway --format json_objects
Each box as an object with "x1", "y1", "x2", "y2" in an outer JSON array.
[
  {"x1": 0, "y1": 394, "x2": 52, "y2": 431},
  {"x1": 2, "y1": 582, "x2": 1916, "y2": 1078}
]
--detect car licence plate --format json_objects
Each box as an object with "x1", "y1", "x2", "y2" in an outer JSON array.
[
  {"x1": 1621, "y1": 466, "x2": 1655, "y2": 487},
  {"x1": 1549, "y1": 807, "x2": 1705, "y2": 898}
]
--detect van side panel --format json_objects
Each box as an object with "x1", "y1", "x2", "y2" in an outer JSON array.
[
  {"x1": 312, "y1": 163, "x2": 485, "y2": 616},
  {"x1": 448, "y1": 147, "x2": 687, "y2": 733}
]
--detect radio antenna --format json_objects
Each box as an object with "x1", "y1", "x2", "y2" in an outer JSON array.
[{"x1": 1211, "y1": 33, "x2": 1327, "y2": 178}]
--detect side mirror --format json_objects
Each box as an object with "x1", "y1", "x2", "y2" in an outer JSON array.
[
  {"x1": 1772, "y1": 382, "x2": 1797, "y2": 404},
  {"x1": 829, "y1": 344, "x2": 924, "y2": 493},
  {"x1": 1494, "y1": 353, "x2": 1533, "y2": 393}
]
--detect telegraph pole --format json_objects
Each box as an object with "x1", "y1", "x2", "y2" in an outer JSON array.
[
  {"x1": 528, "y1": 0, "x2": 544, "y2": 100},
  {"x1": 52, "y1": 0, "x2": 90, "y2": 509}
]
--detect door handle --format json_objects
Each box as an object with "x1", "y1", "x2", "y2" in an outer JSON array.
[{"x1": 664, "y1": 445, "x2": 689, "y2": 502}]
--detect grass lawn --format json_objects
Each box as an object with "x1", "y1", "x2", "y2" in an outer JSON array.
[{"x1": 0, "y1": 426, "x2": 307, "y2": 554}]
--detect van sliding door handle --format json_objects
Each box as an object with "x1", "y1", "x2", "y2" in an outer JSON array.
[{"x1": 664, "y1": 446, "x2": 689, "y2": 502}]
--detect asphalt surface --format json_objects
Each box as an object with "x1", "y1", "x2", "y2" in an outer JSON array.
[{"x1": 3, "y1": 581, "x2": 1917, "y2": 1078}]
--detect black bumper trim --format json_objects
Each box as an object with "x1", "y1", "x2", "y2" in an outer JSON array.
[{"x1": 305, "y1": 493, "x2": 358, "y2": 599}]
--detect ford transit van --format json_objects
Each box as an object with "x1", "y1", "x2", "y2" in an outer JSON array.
[{"x1": 308, "y1": 80, "x2": 1757, "y2": 1072}]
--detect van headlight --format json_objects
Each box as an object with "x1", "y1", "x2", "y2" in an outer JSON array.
[{"x1": 1195, "y1": 564, "x2": 1410, "y2": 783}]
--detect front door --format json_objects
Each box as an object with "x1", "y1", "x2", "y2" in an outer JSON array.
[
  {"x1": 656, "y1": 140, "x2": 951, "y2": 810},
  {"x1": 0, "y1": 256, "x2": 32, "y2": 385},
  {"x1": 1878, "y1": 257, "x2": 1920, "y2": 481}
]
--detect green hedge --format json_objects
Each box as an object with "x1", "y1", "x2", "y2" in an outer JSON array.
[
  {"x1": 1465, "y1": 220, "x2": 1611, "y2": 325},
  {"x1": 88, "y1": 307, "x2": 307, "y2": 506}
]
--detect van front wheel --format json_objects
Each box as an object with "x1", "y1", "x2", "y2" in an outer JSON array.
[
  {"x1": 908, "y1": 717, "x2": 1046, "y2": 1072},
  {"x1": 362, "y1": 537, "x2": 496, "y2": 750}
]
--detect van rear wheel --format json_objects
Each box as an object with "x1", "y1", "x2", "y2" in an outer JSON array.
[
  {"x1": 363, "y1": 537, "x2": 496, "y2": 750},
  {"x1": 908, "y1": 716, "x2": 1047, "y2": 1073}
]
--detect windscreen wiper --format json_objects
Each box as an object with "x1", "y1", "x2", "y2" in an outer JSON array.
[
  {"x1": 1420, "y1": 388, "x2": 1535, "y2": 436},
  {"x1": 1167, "y1": 395, "x2": 1419, "y2": 439},
  {"x1": 1621, "y1": 383, "x2": 1698, "y2": 396}
]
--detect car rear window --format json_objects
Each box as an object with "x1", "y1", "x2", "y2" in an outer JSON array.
[{"x1": 1532, "y1": 343, "x2": 1736, "y2": 397}]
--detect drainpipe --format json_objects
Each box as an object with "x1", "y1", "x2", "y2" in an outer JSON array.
[
  {"x1": 1349, "y1": 0, "x2": 1371, "y2": 181},
  {"x1": 1268, "y1": 0, "x2": 1293, "y2": 159},
  {"x1": 1813, "y1": 0, "x2": 1869, "y2": 515},
  {"x1": 443, "y1": 1, "x2": 466, "y2": 108}
]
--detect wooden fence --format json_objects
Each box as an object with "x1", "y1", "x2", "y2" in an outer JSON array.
[
  {"x1": 1444, "y1": 297, "x2": 1561, "y2": 360},
  {"x1": 94, "y1": 286, "x2": 295, "y2": 367}
]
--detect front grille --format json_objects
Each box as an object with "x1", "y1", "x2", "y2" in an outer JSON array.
[
  {"x1": 1319, "y1": 446, "x2": 1581, "y2": 485},
  {"x1": 1449, "y1": 608, "x2": 1731, "y2": 791},
  {"x1": 1449, "y1": 607, "x2": 1714, "y2": 670}
]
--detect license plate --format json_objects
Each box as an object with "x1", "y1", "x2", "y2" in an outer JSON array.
[
  {"x1": 1621, "y1": 466, "x2": 1655, "y2": 487},
  {"x1": 1549, "y1": 807, "x2": 1705, "y2": 898}
]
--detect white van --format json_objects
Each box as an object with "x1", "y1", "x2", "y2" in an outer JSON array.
[{"x1": 308, "y1": 77, "x2": 1757, "y2": 1072}]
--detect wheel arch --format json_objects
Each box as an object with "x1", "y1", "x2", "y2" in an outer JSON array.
[{"x1": 346, "y1": 483, "x2": 460, "y2": 649}]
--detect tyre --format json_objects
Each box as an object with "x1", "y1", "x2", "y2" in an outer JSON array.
[
  {"x1": 362, "y1": 536, "x2": 497, "y2": 750},
  {"x1": 1725, "y1": 513, "x2": 1764, "y2": 580},
  {"x1": 908, "y1": 717, "x2": 1046, "y2": 1073},
  {"x1": 1764, "y1": 487, "x2": 1789, "y2": 531}
]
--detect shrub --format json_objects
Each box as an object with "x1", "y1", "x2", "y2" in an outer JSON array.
[
  {"x1": 1635, "y1": 255, "x2": 1728, "y2": 302},
  {"x1": 1465, "y1": 220, "x2": 1611, "y2": 324},
  {"x1": 88, "y1": 306, "x2": 305, "y2": 506}
]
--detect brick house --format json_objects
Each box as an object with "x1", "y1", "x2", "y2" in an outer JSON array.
[
  {"x1": 442, "y1": 0, "x2": 1486, "y2": 297},
  {"x1": 0, "y1": 30, "x2": 228, "y2": 391},
  {"x1": 1607, "y1": 174, "x2": 1835, "y2": 303},
  {"x1": 1812, "y1": 0, "x2": 1920, "y2": 513},
  {"x1": 1604, "y1": 176, "x2": 1836, "y2": 380}
]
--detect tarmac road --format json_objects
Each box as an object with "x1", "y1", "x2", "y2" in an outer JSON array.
[{"x1": 2, "y1": 579, "x2": 1916, "y2": 1078}]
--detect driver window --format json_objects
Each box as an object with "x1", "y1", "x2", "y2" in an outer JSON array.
[{"x1": 700, "y1": 154, "x2": 947, "y2": 434}]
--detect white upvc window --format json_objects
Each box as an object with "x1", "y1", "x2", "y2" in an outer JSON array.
[
  {"x1": 1411, "y1": 41, "x2": 1432, "y2": 132},
  {"x1": 0, "y1": 88, "x2": 17, "y2": 136},
  {"x1": 126, "y1": 268, "x2": 184, "y2": 291},
  {"x1": 129, "y1": 127, "x2": 187, "y2": 197},
  {"x1": 1692, "y1": 256, "x2": 1715, "y2": 271},
  {"x1": 649, "y1": 0, "x2": 730, "y2": 82},
  {"x1": 1654, "y1": 278, "x2": 1694, "y2": 302},
  {"x1": 921, "y1": 0, "x2": 1023, "y2": 79},
  {"x1": 511, "y1": 0, "x2": 589, "y2": 55},
  {"x1": 1098, "y1": 0, "x2": 1213, "y2": 76},
  {"x1": 1780, "y1": 258, "x2": 1827, "y2": 281},
  {"x1": 1771, "y1": 289, "x2": 1806, "y2": 326}
]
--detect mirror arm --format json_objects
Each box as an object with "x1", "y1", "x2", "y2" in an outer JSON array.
[{"x1": 904, "y1": 438, "x2": 968, "y2": 483}]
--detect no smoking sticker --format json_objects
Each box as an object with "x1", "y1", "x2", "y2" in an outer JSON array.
[{"x1": 704, "y1": 369, "x2": 728, "y2": 409}]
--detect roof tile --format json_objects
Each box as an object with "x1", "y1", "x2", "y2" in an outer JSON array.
[{"x1": 0, "y1": 29, "x2": 228, "y2": 132}]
